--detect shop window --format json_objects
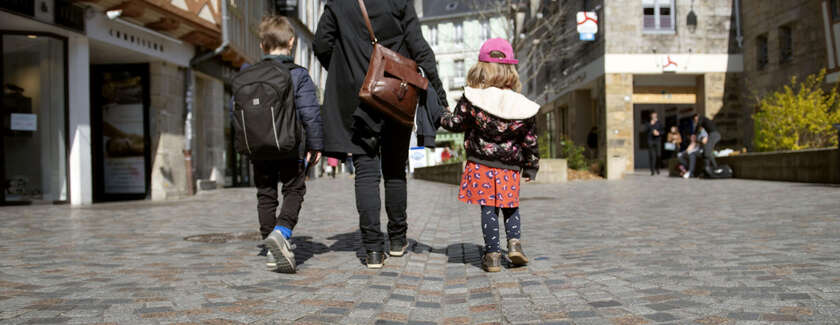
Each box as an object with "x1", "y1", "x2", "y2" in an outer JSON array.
[
  {"x1": 757, "y1": 34, "x2": 769, "y2": 70},
  {"x1": 2, "y1": 34, "x2": 68, "y2": 204},
  {"x1": 428, "y1": 25, "x2": 438, "y2": 46},
  {"x1": 833, "y1": 0, "x2": 840, "y2": 19},
  {"x1": 642, "y1": 0, "x2": 675, "y2": 33},
  {"x1": 481, "y1": 20, "x2": 491, "y2": 41},
  {"x1": 455, "y1": 22, "x2": 464, "y2": 43},
  {"x1": 779, "y1": 25, "x2": 793, "y2": 64}
]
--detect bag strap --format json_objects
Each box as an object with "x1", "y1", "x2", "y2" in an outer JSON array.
[{"x1": 357, "y1": 0, "x2": 377, "y2": 44}]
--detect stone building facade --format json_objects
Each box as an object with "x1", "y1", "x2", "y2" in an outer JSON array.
[{"x1": 523, "y1": 0, "x2": 745, "y2": 177}]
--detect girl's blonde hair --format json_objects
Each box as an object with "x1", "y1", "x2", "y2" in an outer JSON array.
[{"x1": 466, "y1": 51, "x2": 522, "y2": 92}]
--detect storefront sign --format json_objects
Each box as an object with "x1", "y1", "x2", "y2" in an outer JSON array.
[{"x1": 10, "y1": 113, "x2": 37, "y2": 131}]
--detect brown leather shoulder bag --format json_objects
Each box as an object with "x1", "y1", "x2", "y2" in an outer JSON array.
[{"x1": 357, "y1": 0, "x2": 429, "y2": 126}]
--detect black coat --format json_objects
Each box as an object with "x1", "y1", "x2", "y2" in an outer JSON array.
[{"x1": 314, "y1": 0, "x2": 447, "y2": 156}]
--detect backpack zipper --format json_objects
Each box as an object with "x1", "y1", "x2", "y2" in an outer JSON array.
[
  {"x1": 240, "y1": 110, "x2": 252, "y2": 154},
  {"x1": 270, "y1": 105, "x2": 281, "y2": 150}
]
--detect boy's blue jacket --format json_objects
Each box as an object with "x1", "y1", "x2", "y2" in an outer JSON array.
[{"x1": 231, "y1": 55, "x2": 324, "y2": 154}]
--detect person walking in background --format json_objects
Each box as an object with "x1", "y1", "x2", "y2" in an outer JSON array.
[
  {"x1": 314, "y1": 0, "x2": 447, "y2": 268},
  {"x1": 441, "y1": 148, "x2": 452, "y2": 163},
  {"x1": 327, "y1": 157, "x2": 338, "y2": 179},
  {"x1": 647, "y1": 112, "x2": 664, "y2": 175},
  {"x1": 440, "y1": 38, "x2": 539, "y2": 273},
  {"x1": 693, "y1": 113, "x2": 721, "y2": 169}
]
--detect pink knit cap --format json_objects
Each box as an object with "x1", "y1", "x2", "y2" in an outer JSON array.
[{"x1": 478, "y1": 38, "x2": 519, "y2": 65}]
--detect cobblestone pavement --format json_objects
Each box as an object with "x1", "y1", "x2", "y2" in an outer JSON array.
[{"x1": 1, "y1": 175, "x2": 839, "y2": 324}]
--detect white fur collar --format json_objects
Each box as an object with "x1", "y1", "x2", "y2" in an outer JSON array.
[{"x1": 463, "y1": 87, "x2": 540, "y2": 120}]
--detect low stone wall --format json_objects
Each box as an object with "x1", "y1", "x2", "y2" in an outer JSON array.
[
  {"x1": 413, "y1": 159, "x2": 568, "y2": 185},
  {"x1": 717, "y1": 148, "x2": 839, "y2": 184},
  {"x1": 412, "y1": 162, "x2": 465, "y2": 186}
]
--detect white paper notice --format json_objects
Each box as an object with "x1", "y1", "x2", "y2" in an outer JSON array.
[{"x1": 10, "y1": 113, "x2": 37, "y2": 131}]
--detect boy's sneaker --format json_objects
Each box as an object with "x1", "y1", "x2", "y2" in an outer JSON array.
[
  {"x1": 389, "y1": 239, "x2": 408, "y2": 257},
  {"x1": 506, "y1": 239, "x2": 529, "y2": 266},
  {"x1": 265, "y1": 251, "x2": 276, "y2": 268},
  {"x1": 482, "y1": 252, "x2": 502, "y2": 272},
  {"x1": 366, "y1": 250, "x2": 387, "y2": 269},
  {"x1": 263, "y1": 230, "x2": 296, "y2": 273}
]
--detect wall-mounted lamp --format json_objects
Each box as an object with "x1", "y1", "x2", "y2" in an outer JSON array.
[
  {"x1": 106, "y1": 9, "x2": 122, "y2": 20},
  {"x1": 687, "y1": 1, "x2": 698, "y2": 33}
]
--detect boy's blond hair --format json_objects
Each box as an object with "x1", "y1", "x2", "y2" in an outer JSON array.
[
  {"x1": 466, "y1": 51, "x2": 522, "y2": 92},
  {"x1": 259, "y1": 15, "x2": 295, "y2": 52}
]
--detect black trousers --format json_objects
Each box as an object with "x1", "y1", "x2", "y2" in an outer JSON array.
[
  {"x1": 648, "y1": 140, "x2": 662, "y2": 173},
  {"x1": 253, "y1": 159, "x2": 306, "y2": 240},
  {"x1": 353, "y1": 124, "x2": 411, "y2": 252}
]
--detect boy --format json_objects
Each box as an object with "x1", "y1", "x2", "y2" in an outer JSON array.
[{"x1": 252, "y1": 16, "x2": 323, "y2": 273}]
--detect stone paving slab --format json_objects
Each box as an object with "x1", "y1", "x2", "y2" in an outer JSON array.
[{"x1": 0, "y1": 175, "x2": 839, "y2": 324}]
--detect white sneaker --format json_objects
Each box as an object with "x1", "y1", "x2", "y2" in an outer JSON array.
[
  {"x1": 683, "y1": 172, "x2": 691, "y2": 179},
  {"x1": 264, "y1": 230, "x2": 296, "y2": 273},
  {"x1": 266, "y1": 251, "x2": 276, "y2": 268}
]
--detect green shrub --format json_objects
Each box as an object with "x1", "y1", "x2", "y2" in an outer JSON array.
[
  {"x1": 753, "y1": 69, "x2": 840, "y2": 151},
  {"x1": 559, "y1": 137, "x2": 588, "y2": 170}
]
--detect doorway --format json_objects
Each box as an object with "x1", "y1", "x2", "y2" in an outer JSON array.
[
  {"x1": 90, "y1": 64, "x2": 151, "y2": 202},
  {"x1": 634, "y1": 104, "x2": 695, "y2": 170},
  {"x1": 1, "y1": 32, "x2": 68, "y2": 205}
]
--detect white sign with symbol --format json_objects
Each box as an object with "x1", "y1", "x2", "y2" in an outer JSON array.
[
  {"x1": 577, "y1": 11, "x2": 598, "y2": 41},
  {"x1": 662, "y1": 55, "x2": 679, "y2": 72},
  {"x1": 10, "y1": 113, "x2": 37, "y2": 131}
]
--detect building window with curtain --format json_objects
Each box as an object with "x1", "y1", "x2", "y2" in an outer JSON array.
[
  {"x1": 642, "y1": 0, "x2": 675, "y2": 33},
  {"x1": 455, "y1": 22, "x2": 464, "y2": 43},
  {"x1": 779, "y1": 25, "x2": 793, "y2": 64},
  {"x1": 481, "y1": 20, "x2": 491, "y2": 40},
  {"x1": 757, "y1": 34, "x2": 769, "y2": 70},
  {"x1": 429, "y1": 25, "x2": 438, "y2": 46}
]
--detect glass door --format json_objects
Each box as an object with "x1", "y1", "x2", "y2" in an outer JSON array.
[{"x1": 1, "y1": 33, "x2": 68, "y2": 205}]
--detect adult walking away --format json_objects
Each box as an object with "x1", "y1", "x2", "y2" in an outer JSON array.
[
  {"x1": 646, "y1": 112, "x2": 664, "y2": 175},
  {"x1": 693, "y1": 113, "x2": 721, "y2": 168},
  {"x1": 314, "y1": 0, "x2": 447, "y2": 268}
]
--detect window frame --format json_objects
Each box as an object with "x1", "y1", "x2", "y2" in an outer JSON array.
[{"x1": 642, "y1": 0, "x2": 676, "y2": 34}]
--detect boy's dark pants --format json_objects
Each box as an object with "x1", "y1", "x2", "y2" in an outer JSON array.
[{"x1": 253, "y1": 159, "x2": 306, "y2": 240}]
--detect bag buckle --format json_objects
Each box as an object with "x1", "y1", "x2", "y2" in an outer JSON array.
[{"x1": 397, "y1": 81, "x2": 408, "y2": 100}]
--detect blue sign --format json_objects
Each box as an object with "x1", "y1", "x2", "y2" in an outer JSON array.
[{"x1": 579, "y1": 33, "x2": 595, "y2": 41}]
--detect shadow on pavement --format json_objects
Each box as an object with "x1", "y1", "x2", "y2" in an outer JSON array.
[{"x1": 292, "y1": 232, "x2": 512, "y2": 270}]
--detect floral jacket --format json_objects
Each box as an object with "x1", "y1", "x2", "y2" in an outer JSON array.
[{"x1": 440, "y1": 87, "x2": 540, "y2": 180}]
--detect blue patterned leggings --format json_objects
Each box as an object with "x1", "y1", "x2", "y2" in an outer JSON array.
[{"x1": 480, "y1": 205, "x2": 521, "y2": 253}]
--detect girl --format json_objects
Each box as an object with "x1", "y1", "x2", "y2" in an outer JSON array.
[{"x1": 440, "y1": 38, "x2": 540, "y2": 272}]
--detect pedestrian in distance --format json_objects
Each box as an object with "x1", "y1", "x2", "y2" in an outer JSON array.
[
  {"x1": 440, "y1": 38, "x2": 540, "y2": 273},
  {"x1": 314, "y1": 0, "x2": 447, "y2": 269},
  {"x1": 233, "y1": 16, "x2": 324, "y2": 274},
  {"x1": 647, "y1": 112, "x2": 664, "y2": 175}
]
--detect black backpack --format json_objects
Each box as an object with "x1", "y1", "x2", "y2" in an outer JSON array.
[{"x1": 231, "y1": 59, "x2": 303, "y2": 160}]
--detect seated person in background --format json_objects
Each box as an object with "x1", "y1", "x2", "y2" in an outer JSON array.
[
  {"x1": 666, "y1": 126, "x2": 682, "y2": 151},
  {"x1": 677, "y1": 134, "x2": 701, "y2": 179}
]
